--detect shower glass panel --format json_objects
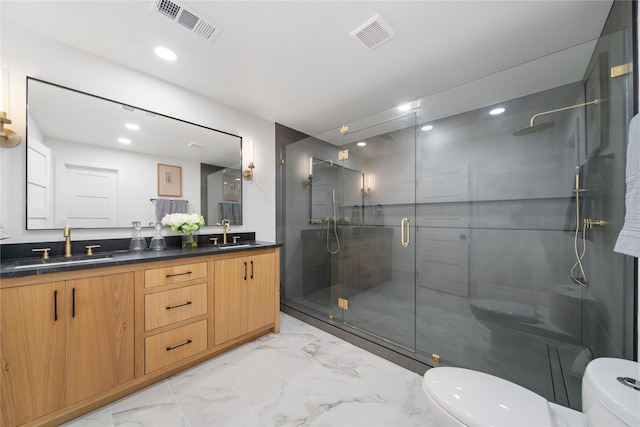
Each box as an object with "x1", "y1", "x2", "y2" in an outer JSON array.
[
  {"x1": 414, "y1": 26, "x2": 633, "y2": 409},
  {"x1": 338, "y1": 114, "x2": 417, "y2": 351},
  {"x1": 279, "y1": 3, "x2": 633, "y2": 413}
]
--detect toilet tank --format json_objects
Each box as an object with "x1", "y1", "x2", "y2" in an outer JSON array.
[{"x1": 582, "y1": 358, "x2": 640, "y2": 427}]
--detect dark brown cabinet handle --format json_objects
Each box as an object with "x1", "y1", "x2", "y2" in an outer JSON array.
[
  {"x1": 166, "y1": 301, "x2": 192, "y2": 310},
  {"x1": 166, "y1": 339, "x2": 192, "y2": 351},
  {"x1": 244, "y1": 262, "x2": 247, "y2": 281},
  {"x1": 72, "y1": 288, "x2": 76, "y2": 318},
  {"x1": 53, "y1": 290, "x2": 58, "y2": 321},
  {"x1": 165, "y1": 271, "x2": 192, "y2": 278},
  {"x1": 251, "y1": 261, "x2": 254, "y2": 279}
]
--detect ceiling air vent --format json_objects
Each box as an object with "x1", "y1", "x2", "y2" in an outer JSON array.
[
  {"x1": 151, "y1": 0, "x2": 222, "y2": 43},
  {"x1": 351, "y1": 14, "x2": 395, "y2": 50}
]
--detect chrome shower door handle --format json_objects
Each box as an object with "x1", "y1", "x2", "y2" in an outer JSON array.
[{"x1": 401, "y1": 218, "x2": 410, "y2": 247}]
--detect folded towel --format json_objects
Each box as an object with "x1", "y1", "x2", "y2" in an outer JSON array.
[{"x1": 614, "y1": 114, "x2": 640, "y2": 257}]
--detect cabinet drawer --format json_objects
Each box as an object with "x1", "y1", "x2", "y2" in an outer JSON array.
[
  {"x1": 145, "y1": 320, "x2": 207, "y2": 374},
  {"x1": 144, "y1": 262, "x2": 208, "y2": 288},
  {"x1": 144, "y1": 283, "x2": 208, "y2": 331}
]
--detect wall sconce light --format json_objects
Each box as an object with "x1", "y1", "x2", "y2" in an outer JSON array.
[
  {"x1": 242, "y1": 138, "x2": 255, "y2": 180},
  {"x1": 0, "y1": 112, "x2": 20, "y2": 148},
  {"x1": 0, "y1": 67, "x2": 20, "y2": 148},
  {"x1": 362, "y1": 174, "x2": 372, "y2": 197},
  {"x1": 303, "y1": 157, "x2": 313, "y2": 188}
]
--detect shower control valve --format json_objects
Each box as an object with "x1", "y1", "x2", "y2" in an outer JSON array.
[{"x1": 584, "y1": 218, "x2": 605, "y2": 228}]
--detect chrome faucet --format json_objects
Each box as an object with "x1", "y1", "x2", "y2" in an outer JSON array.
[
  {"x1": 64, "y1": 225, "x2": 72, "y2": 257},
  {"x1": 220, "y1": 219, "x2": 231, "y2": 244}
]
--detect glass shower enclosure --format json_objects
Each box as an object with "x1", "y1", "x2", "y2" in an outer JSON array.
[{"x1": 279, "y1": 5, "x2": 635, "y2": 410}]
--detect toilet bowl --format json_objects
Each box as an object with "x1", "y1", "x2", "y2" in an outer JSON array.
[{"x1": 422, "y1": 357, "x2": 640, "y2": 427}]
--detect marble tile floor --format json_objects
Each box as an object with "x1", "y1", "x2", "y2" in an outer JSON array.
[{"x1": 61, "y1": 313, "x2": 437, "y2": 427}]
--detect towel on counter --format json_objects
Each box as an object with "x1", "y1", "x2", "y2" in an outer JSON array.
[
  {"x1": 155, "y1": 199, "x2": 189, "y2": 223},
  {"x1": 614, "y1": 114, "x2": 640, "y2": 257}
]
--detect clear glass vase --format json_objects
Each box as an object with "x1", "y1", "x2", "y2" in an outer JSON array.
[
  {"x1": 182, "y1": 233, "x2": 197, "y2": 249},
  {"x1": 149, "y1": 222, "x2": 167, "y2": 250}
]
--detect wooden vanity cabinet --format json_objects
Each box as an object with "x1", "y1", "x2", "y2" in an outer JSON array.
[
  {"x1": 140, "y1": 260, "x2": 211, "y2": 375},
  {"x1": 1, "y1": 247, "x2": 279, "y2": 427},
  {"x1": 1, "y1": 281, "x2": 66, "y2": 427},
  {"x1": 214, "y1": 251, "x2": 277, "y2": 345},
  {"x1": 0, "y1": 272, "x2": 134, "y2": 427}
]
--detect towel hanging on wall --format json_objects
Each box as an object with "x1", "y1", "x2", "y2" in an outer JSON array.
[
  {"x1": 153, "y1": 198, "x2": 189, "y2": 223},
  {"x1": 614, "y1": 114, "x2": 640, "y2": 257}
]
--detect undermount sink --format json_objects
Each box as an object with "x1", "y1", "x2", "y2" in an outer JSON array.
[
  {"x1": 217, "y1": 242, "x2": 256, "y2": 249},
  {"x1": 11, "y1": 253, "x2": 113, "y2": 269}
]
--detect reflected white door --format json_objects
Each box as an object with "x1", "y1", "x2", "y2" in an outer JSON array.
[
  {"x1": 55, "y1": 160, "x2": 119, "y2": 227},
  {"x1": 27, "y1": 138, "x2": 53, "y2": 228}
]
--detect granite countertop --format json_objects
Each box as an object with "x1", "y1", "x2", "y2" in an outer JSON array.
[{"x1": 1, "y1": 241, "x2": 281, "y2": 279}]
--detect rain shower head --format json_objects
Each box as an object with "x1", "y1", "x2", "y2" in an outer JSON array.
[
  {"x1": 513, "y1": 122, "x2": 554, "y2": 136},
  {"x1": 513, "y1": 99, "x2": 600, "y2": 136}
]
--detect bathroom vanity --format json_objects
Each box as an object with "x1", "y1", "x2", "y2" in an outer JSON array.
[{"x1": 0, "y1": 243, "x2": 280, "y2": 427}]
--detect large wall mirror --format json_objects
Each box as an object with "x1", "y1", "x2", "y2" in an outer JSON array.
[{"x1": 26, "y1": 77, "x2": 243, "y2": 230}]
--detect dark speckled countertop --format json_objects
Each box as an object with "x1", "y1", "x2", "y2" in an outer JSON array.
[{"x1": 0, "y1": 233, "x2": 281, "y2": 279}]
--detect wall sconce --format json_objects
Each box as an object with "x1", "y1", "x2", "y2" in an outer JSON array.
[
  {"x1": 362, "y1": 174, "x2": 372, "y2": 197},
  {"x1": 303, "y1": 157, "x2": 313, "y2": 188},
  {"x1": 242, "y1": 138, "x2": 255, "y2": 180},
  {"x1": 0, "y1": 112, "x2": 20, "y2": 148},
  {"x1": 0, "y1": 67, "x2": 20, "y2": 148}
]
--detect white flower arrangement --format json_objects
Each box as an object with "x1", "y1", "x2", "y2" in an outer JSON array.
[{"x1": 161, "y1": 213, "x2": 205, "y2": 234}]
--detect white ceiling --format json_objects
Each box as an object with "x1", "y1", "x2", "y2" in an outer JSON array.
[{"x1": 1, "y1": 0, "x2": 613, "y2": 136}]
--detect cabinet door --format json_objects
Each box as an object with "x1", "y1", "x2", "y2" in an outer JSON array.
[
  {"x1": 214, "y1": 257, "x2": 248, "y2": 345},
  {"x1": 247, "y1": 252, "x2": 276, "y2": 331},
  {"x1": 1, "y1": 282, "x2": 66, "y2": 427},
  {"x1": 65, "y1": 273, "x2": 134, "y2": 404}
]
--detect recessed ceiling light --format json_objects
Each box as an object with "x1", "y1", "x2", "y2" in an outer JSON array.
[
  {"x1": 421, "y1": 125, "x2": 434, "y2": 131},
  {"x1": 125, "y1": 123, "x2": 140, "y2": 131},
  {"x1": 490, "y1": 107, "x2": 506, "y2": 115},
  {"x1": 154, "y1": 46, "x2": 178, "y2": 61},
  {"x1": 357, "y1": 141, "x2": 367, "y2": 147},
  {"x1": 118, "y1": 138, "x2": 131, "y2": 145}
]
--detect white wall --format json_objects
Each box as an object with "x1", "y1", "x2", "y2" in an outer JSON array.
[{"x1": 0, "y1": 22, "x2": 275, "y2": 243}]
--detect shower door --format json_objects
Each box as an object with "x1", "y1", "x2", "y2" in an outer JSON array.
[{"x1": 337, "y1": 114, "x2": 417, "y2": 351}]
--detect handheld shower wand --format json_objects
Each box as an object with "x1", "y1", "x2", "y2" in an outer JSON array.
[
  {"x1": 326, "y1": 189, "x2": 340, "y2": 254},
  {"x1": 570, "y1": 166, "x2": 588, "y2": 287}
]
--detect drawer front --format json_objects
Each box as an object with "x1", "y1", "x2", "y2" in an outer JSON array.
[
  {"x1": 145, "y1": 283, "x2": 208, "y2": 331},
  {"x1": 144, "y1": 262, "x2": 208, "y2": 288},
  {"x1": 145, "y1": 320, "x2": 207, "y2": 374}
]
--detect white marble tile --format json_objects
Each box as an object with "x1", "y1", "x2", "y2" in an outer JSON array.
[
  {"x1": 309, "y1": 400, "x2": 426, "y2": 427},
  {"x1": 110, "y1": 382, "x2": 188, "y2": 427},
  {"x1": 60, "y1": 407, "x2": 113, "y2": 427},
  {"x1": 62, "y1": 313, "x2": 438, "y2": 427}
]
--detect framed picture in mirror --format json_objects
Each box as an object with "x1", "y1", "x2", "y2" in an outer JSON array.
[{"x1": 158, "y1": 163, "x2": 182, "y2": 197}]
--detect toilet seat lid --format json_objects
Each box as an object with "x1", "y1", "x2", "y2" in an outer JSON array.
[
  {"x1": 423, "y1": 367, "x2": 551, "y2": 427},
  {"x1": 583, "y1": 358, "x2": 640, "y2": 427}
]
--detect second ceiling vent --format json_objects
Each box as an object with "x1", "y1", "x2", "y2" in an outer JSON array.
[
  {"x1": 151, "y1": 0, "x2": 222, "y2": 43},
  {"x1": 350, "y1": 14, "x2": 395, "y2": 50}
]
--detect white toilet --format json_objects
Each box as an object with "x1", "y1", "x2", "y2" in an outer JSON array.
[{"x1": 422, "y1": 357, "x2": 640, "y2": 427}]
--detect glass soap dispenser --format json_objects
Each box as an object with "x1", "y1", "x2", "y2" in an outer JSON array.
[
  {"x1": 128, "y1": 221, "x2": 148, "y2": 251},
  {"x1": 149, "y1": 222, "x2": 167, "y2": 250}
]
